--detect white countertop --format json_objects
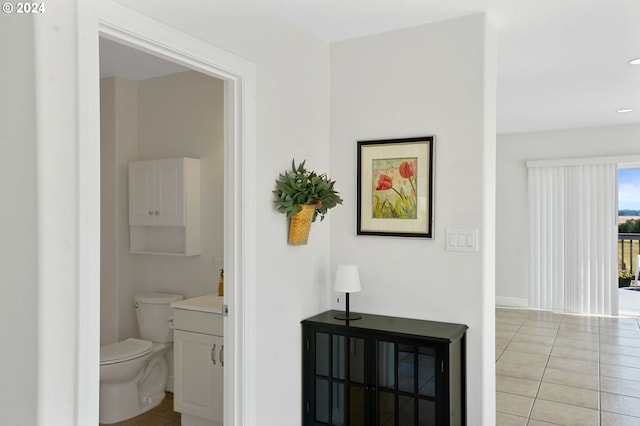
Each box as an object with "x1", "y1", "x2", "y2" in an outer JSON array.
[{"x1": 171, "y1": 294, "x2": 224, "y2": 314}]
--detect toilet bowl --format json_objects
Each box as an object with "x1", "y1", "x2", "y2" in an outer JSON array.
[{"x1": 99, "y1": 292, "x2": 183, "y2": 424}]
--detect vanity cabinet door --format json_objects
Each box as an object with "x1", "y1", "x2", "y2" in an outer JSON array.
[{"x1": 174, "y1": 330, "x2": 223, "y2": 423}]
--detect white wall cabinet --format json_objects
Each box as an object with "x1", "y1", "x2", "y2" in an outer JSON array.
[
  {"x1": 128, "y1": 157, "x2": 200, "y2": 255},
  {"x1": 173, "y1": 308, "x2": 223, "y2": 426}
]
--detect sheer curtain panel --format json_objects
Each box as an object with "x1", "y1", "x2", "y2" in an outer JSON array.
[{"x1": 527, "y1": 162, "x2": 617, "y2": 316}]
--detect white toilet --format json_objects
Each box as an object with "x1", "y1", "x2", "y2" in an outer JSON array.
[{"x1": 99, "y1": 292, "x2": 183, "y2": 424}]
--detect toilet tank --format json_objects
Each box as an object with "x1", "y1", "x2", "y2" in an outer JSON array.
[{"x1": 134, "y1": 292, "x2": 183, "y2": 343}]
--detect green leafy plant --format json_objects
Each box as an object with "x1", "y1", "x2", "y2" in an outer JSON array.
[
  {"x1": 273, "y1": 159, "x2": 343, "y2": 222},
  {"x1": 620, "y1": 269, "x2": 634, "y2": 279}
]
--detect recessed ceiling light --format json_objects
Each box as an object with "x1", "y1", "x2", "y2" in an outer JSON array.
[
  {"x1": 617, "y1": 108, "x2": 633, "y2": 113},
  {"x1": 629, "y1": 58, "x2": 640, "y2": 65}
]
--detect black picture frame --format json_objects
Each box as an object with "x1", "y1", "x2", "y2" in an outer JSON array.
[{"x1": 357, "y1": 136, "x2": 434, "y2": 238}]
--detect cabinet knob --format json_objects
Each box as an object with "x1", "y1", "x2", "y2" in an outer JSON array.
[
  {"x1": 211, "y1": 343, "x2": 216, "y2": 365},
  {"x1": 148, "y1": 211, "x2": 153, "y2": 215},
  {"x1": 155, "y1": 211, "x2": 160, "y2": 215}
]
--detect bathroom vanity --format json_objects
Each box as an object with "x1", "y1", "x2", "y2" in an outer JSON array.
[{"x1": 172, "y1": 294, "x2": 224, "y2": 426}]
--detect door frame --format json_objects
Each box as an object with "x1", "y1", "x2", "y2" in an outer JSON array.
[{"x1": 91, "y1": 2, "x2": 257, "y2": 424}]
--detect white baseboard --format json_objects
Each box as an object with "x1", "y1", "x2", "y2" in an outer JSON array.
[{"x1": 496, "y1": 296, "x2": 528, "y2": 308}]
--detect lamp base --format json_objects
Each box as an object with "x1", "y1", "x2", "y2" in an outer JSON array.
[{"x1": 333, "y1": 312, "x2": 362, "y2": 321}]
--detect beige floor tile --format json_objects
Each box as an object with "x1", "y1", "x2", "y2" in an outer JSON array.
[
  {"x1": 542, "y1": 367, "x2": 599, "y2": 391},
  {"x1": 599, "y1": 318, "x2": 640, "y2": 330},
  {"x1": 600, "y1": 342, "x2": 640, "y2": 357},
  {"x1": 600, "y1": 363, "x2": 640, "y2": 381},
  {"x1": 526, "y1": 311, "x2": 563, "y2": 322},
  {"x1": 552, "y1": 336, "x2": 599, "y2": 351},
  {"x1": 496, "y1": 313, "x2": 529, "y2": 324},
  {"x1": 601, "y1": 352, "x2": 639, "y2": 368},
  {"x1": 555, "y1": 329, "x2": 599, "y2": 342},
  {"x1": 550, "y1": 346, "x2": 598, "y2": 362},
  {"x1": 496, "y1": 361, "x2": 545, "y2": 381},
  {"x1": 506, "y1": 341, "x2": 552, "y2": 356},
  {"x1": 600, "y1": 327, "x2": 640, "y2": 338},
  {"x1": 559, "y1": 322, "x2": 599, "y2": 334},
  {"x1": 536, "y1": 382, "x2": 599, "y2": 409},
  {"x1": 498, "y1": 350, "x2": 549, "y2": 368},
  {"x1": 496, "y1": 338, "x2": 510, "y2": 351},
  {"x1": 600, "y1": 334, "x2": 640, "y2": 347},
  {"x1": 546, "y1": 356, "x2": 598, "y2": 374},
  {"x1": 517, "y1": 326, "x2": 558, "y2": 337},
  {"x1": 530, "y1": 399, "x2": 599, "y2": 426},
  {"x1": 495, "y1": 308, "x2": 640, "y2": 424},
  {"x1": 511, "y1": 332, "x2": 556, "y2": 346},
  {"x1": 496, "y1": 316, "x2": 527, "y2": 326},
  {"x1": 496, "y1": 375, "x2": 540, "y2": 397},
  {"x1": 601, "y1": 392, "x2": 640, "y2": 418},
  {"x1": 496, "y1": 329, "x2": 518, "y2": 341},
  {"x1": 496, "y1": 391, "x2": 534, "y2": 418},
  {"x1": 522, "y1": 319, "x2": 561, "y2": 330},
  {"x1": 601, "y1": 410, "x2": 640, "y2": 426},
  {"x1": 495, "y1": 411, "x2": 528, "y2": 426},
  {"x1": 497, "y1": 323, "x2": 521, "y2": 334},
  {"x1": 601, "y1": 375, "x2": 640, "y2": 398}
]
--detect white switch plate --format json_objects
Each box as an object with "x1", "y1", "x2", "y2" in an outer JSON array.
[{"x1": 445, "y1": 229, "x2": 479, "y2": 252}]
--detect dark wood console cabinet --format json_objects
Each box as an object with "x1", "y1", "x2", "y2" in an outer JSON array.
[{"x1": 302, "y1": 311, "x2": 467, "y2": 426}]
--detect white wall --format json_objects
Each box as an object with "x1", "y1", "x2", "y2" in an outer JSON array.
[
  {"x1": 496, "y1": 124, "x2": 640, "y2": 307},
  {"x1": 101, "y1": 77, "x2": 139, "y2": 345},
  {"x1": 330, "y1": 14, "x2": 497, "y2": 424},
  {"x1": 0, "y1": 13, "x2": 38, "y2": 425}
]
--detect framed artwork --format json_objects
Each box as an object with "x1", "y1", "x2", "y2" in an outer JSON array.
[{"x1": 357, "y1": 136, "x2": 434, "y2": 238}]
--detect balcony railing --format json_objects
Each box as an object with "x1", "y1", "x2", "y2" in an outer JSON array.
[{"x1": 619, "y1": 233, "x2": 640, "y2": 272}]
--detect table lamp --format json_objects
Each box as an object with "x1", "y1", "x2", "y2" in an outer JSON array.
[{"x1": 333, "y1": 264, "x2": 362, "y2": 320}]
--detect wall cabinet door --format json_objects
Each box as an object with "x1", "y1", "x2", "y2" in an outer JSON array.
[
  {"x1": 129, "y1": 160, "x2": 156, "y2": 225},
  {"x1": 174, "y1": 330, "x2": 223, "y2": 423},
  {"x1": 153, "y1": 158, "x2": 185, "y2": 226},
  {"x1": 129, "y1": 158, "x2": 185, "y2": 226}
]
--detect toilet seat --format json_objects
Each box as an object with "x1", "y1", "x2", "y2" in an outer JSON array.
[{"x1": 100, "y1": 338, "x2": 152, "y2": 366}]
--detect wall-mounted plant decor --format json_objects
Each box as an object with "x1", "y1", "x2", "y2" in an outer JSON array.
[
  {"x1": 357, "y1": 136, "x2": 434, "y2": 238},
  {"x1": 273, "y1": 160, "x2": 343, "y2": 245}
]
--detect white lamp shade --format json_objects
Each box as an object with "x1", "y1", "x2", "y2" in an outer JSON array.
[{"x1": 334, "y1": 264, "x2": 361, "y2": 293}]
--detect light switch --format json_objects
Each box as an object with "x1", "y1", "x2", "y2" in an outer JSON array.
[{"x1": 446, "y1": 229, "x2": 479, "y2": 252}]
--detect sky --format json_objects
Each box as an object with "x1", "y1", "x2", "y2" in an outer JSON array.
[{"x1": 619, "y1": 168, "x2": 640, "y2": 210}]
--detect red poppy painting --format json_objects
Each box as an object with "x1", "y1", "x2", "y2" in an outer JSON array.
[
  {"x1": 357, "y1": 137, "x2": 434, "y2": 238},
  {"x1": 372, "y1": 158, "x2": 418, "y2": 219}
]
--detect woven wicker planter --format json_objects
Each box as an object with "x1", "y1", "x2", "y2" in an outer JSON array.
[{"x1": 288, "y1": 204, "x2": 317, "y2": 246}]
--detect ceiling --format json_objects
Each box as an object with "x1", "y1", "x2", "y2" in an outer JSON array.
[{"x1": 100, "y1": 0, "x2": 640, "y2": 134}]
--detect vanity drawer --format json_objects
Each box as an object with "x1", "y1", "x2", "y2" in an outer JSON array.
[{"x1": 173, "y1": 308, "x2": 223, "y2": 336}]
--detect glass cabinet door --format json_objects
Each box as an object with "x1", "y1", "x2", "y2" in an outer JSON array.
[
  {"x1": 313, "y1": 332, "x2": 367, "y2": 425},
  {"x1": 377, "y1": 340, "x2": 438, "y2": 426}
]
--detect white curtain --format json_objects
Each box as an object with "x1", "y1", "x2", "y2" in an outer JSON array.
[{"x1": 528, "y1": 162, "x2": 618, "y2": 315}]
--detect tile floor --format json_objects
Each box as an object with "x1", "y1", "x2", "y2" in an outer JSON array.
[
  {"x1": 496, "y1": 306, "x2": 640, "y2": 425},
  {"x1": 99, "y1": 392, "x2": 180, "y2": 426}
]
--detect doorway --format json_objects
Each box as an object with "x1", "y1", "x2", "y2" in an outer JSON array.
[
  {"x1": 93, "y1": 7, "x2": 258, "y2": 424},
  {"x1": 618, "y1": 166, "x2": 640, "y2": 316},
  {"x1": 99, "y1": 33, "x2": 226, "y2": 384}
]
